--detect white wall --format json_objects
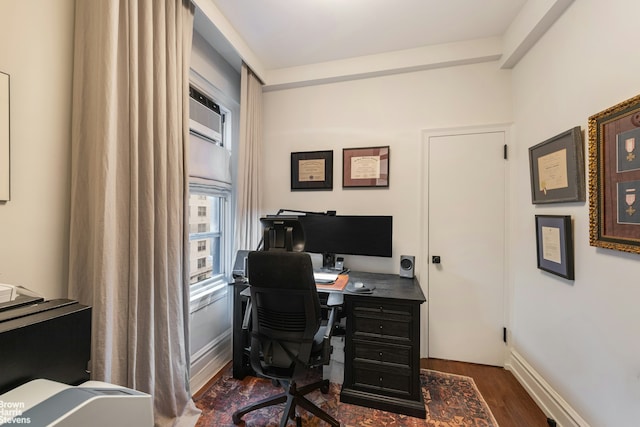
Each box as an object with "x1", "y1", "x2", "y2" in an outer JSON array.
[
  {"x1": 262, "y1": 61, "x2": 512, "y2": 274},
  {"x1": 510, "y1": 0, "x2": 640, "y2": 425},
  {"x1": 0, "y1": 0, "x2": 74, "y2": 298}
]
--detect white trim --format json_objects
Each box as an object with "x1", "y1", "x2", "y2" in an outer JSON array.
[
  {"x1": 506, "y1": 349, "x2": 591, "y2": 427},
  {"x1": 190, "y1": 331, "x2": 232, "y2": 395}
]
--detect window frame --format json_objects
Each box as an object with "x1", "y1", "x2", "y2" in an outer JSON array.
[
  {"x1": 188, "y1": 185, "x2": 231, "y2": 303},
  {"x1": 186, "y1": 72, "x2": 238, "y2": 314}
]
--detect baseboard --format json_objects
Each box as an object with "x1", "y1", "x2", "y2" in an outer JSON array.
[
  {"x1": 190, "y1": 334, "x2": 232, "y2": 395},
  {"x1": 505, "y1": 349, "x2": 590, "y2": 427}
]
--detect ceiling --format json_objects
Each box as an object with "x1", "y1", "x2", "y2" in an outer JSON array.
[{"x1": 204, "y1": 0, "x2": 528, "y2": 70}]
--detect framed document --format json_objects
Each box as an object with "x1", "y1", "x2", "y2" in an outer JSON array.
[
  {"x1": 0, "y1": 71, "x2": 9, "y2": 201},
  {"x1": 535, "y1": 215, "x2": 574, "y2": 280},
  {"x1": 589, "y1": 93, "x2": 640, "y2": 254},
  {"x1": 342, "y1": 146, "x2": 389, "y2": 188},
  {"x1": 290, "y1": 150, "x2": 333, "y2": 191},
  {"x1": 528, "y1": 127, "x2": 584, "y2": 204}
]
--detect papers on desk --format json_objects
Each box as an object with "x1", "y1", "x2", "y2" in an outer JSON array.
[
  {"x1": 0, "y1": 284, "x2": 16, "y2": 303},
  {"x1": 313, "y1": 271, "x2": 339, "y2": 284}
]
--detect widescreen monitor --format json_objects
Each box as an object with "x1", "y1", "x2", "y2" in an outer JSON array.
[{"x1": 297, "y1": 215, "x2": 393, "y2": 260}]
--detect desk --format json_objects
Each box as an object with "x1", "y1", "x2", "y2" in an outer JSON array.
[{"x1": 230, "y1": 271, "x2": 426, "y2": 419}]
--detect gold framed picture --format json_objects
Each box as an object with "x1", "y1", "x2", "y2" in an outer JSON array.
[{"x1": 589, "y1": 93, "x2": 640, "y2": 254}]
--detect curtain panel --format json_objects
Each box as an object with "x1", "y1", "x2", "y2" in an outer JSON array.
[
  {"x1": 68, "y1": 1, "x2": 200, "y2": 426},
  {"x1": 234, "y1": 64, "x2": 263, "y2": 252}
]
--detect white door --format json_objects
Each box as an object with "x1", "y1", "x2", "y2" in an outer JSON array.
[{"x1": 426, "y1": 129, "x2": 506, "y2": 366}]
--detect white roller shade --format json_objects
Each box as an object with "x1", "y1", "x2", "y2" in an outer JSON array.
[{"x1": 189, "y1": 132, "x2": 232, "y2": 189}]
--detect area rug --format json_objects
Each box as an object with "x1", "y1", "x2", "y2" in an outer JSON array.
[{"x1": 195, "y1": 366, "x2": 499, "y2": 427}]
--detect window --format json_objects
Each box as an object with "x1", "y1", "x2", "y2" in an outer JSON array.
[
  {"x1": 188, "y1": 192, "x2": 225, "y2": 285},
  {"x1": 187, "y1": 83, "x2": 233, "y2": 296}
]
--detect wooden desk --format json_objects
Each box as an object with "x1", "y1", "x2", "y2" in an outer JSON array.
[{"x1": 231, "y1": 271, "x2": 426, "y2": 419}]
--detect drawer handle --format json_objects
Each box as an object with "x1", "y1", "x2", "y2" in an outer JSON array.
[{"x1": 379, "y1": 352, "x2": 383, "y2": 357}]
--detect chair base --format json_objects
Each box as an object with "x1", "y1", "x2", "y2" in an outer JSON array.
[{"x1": 232, "y1": 378, "x2": 339, "y2": 427}]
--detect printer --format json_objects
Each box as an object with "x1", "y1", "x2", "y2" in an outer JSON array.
[{"x1": 0, "y1": 379, "x2": 153, "y2": 426}]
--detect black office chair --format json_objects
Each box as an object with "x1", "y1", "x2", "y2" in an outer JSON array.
[{"x1": 232, "y1": 251, "x2": 341, "y2": 427}]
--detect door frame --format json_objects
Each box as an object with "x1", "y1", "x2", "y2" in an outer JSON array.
[{"x1": 418, "y1": 123, "x2": 513, "y2": 360}]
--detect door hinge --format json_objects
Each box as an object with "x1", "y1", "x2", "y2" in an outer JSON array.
[
  {"x1": 503, "y1": 144, "x2": 508, "y2": 160},
  {"x1": 503, "y1": 327, "x2": 507, "y2": 343}
]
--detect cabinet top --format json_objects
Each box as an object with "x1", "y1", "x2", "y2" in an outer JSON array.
[{"x1": 346, "y1": 271, "x2": 426, "y2": 303}]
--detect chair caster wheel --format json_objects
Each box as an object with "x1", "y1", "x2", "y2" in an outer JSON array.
[
  {"x1": 232, "y1": 413, "x2": 242, "y2": 424},
  {"x1": 320, "y1": 382, "x2": 330, "y2": 394}
]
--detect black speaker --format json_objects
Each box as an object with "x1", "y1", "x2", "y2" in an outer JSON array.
[{"x1": 399, "y1": 255, "x2": 415, "y2": 278}]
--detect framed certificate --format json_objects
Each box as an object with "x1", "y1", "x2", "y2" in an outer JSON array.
[
  {"x1": 342, "y1": 146, "x2": 389, "y2": 188},
  {"x1": 290, "y1": 150, "x2": 333, "y2": 191},
  {"x1": 528, "y1": 127, "x2": 584, "y2": 204},
  {"x1": 535, "y1": 215, "x2": 574, "y2": 280}
]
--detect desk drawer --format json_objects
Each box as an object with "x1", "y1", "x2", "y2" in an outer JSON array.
[
  {"x1": 353, "y1": 314, "x2": 411, "y2": 340},
  {"x1": 353, "y1": 300, "x2": 412, "y2": 317},
  {"x1": 352, "y1": 362, "x2": 412, "y2": 397},
  {"x1": 354, "y1": 339, "x2": 411, "y2": 366}
]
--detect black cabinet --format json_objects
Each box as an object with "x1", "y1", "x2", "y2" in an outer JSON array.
[
  {"x1": 0, "y1": 299, "x2": 92, "y2": 394},
  {"x1": 340, "y1": 272, "x2": 426, "y2": 419}
]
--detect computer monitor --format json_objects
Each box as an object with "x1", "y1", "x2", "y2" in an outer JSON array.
[
  {"x1": 297, "y1": 215, "x2": 392, "y2": 268},
  {"x1": 259, "y1": 216, "x2": 305, "y2": 252}
]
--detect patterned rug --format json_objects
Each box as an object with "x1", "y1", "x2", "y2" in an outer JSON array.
[{"x1": 195, "y1": 366, "x2": 498, "y2": 427}]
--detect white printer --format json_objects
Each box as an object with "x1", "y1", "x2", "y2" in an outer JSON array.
[{"x1": 0, "y1": 379, "x2": 153, "y2": 426}]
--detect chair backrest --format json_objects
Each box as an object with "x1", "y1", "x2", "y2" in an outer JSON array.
[{"x1": 247, "y1": 250, "x2": 322, "y2": 380}]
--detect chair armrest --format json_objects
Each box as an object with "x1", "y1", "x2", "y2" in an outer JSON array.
[
  {"x1": 323, "y1": 305, "x2": 338, "y2": 341},
  {"x1": 241, "y1": 299, "x2": 252, "y2": 330},
  {"x1": 325, "y1": 292, "x2": 343, "y2": 307},
  {"x1": 240, "y1": 287, "x2": 252, "y2": 330}
]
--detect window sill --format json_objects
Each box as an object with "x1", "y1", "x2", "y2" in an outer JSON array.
[{"x1": 189, "y1": 279, "x2": 228, "y2": 314}]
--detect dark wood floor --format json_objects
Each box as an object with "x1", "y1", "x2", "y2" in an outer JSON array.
[{"x1": 422, "y1": 358, "x2": 549, "y2": 427}]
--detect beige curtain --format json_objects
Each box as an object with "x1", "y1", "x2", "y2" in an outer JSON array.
[
  {"x1": 235, "y1": 64, "x2": 263, "y2": 251},
  {"x1": 68, "y1": 1, "x2": 200, "y2": 426}
]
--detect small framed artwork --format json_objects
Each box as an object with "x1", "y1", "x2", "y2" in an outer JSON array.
[
  {"x1": 0, "y1": 71, "x2": 9, "y2": 201},
  {"x1": 342, "y1": 146, "x2": 389, "y2": 188},
  {"x1": 589, "y1": 93, "x2": 640, "y2": 254},
  {"x1": 290, "y1": 150, "x2": 333, "y2": 191},
  {"x1": 535, "y1": 215, "x2": 574, "y2": 280},
  {"x1": 528, "y1": 126, "x2": 585, "y2": 204}
]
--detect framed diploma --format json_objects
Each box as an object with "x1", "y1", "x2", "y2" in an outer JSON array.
[
  {"x1": 0, "y1": 71, "x2": 9, "y2": 201},
  {"x1": 342, "y1": 146, "x2": 389, "y2": 188},
  {"x1": 290, "y1": 150, "x2": 333, "y2": 191},
  {"x1": 535, "y1": 215, "x2": 574, "y2": 280},
  {"x1": 528, "y1": 126, "x2": 584, "y2": 204},
  {"x1": 589, "y1": 93, "x2": 640, "y2": 254}
]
